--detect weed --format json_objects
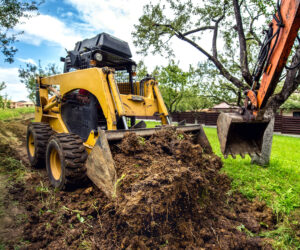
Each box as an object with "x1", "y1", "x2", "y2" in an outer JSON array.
[
  {"x1": 62, "y1": 205, "x2": 82, "y2": 214},
  {"x1": 77, "y1": 213, "x2": 85, "y2": 223},
  {"x1": 112, "y1": 174, "x2": 126, "y2": 198},
  {"x1": 236, "y1": 224, "x2": 255, "y2": 237},
  {"x1": 177, "y1": 133, "x2": 184, "y2": 140},
  {"x1": 138, "y1": 136, "x2": 146, "y2": 145},
  {"x1": 45, "y1": 222, "x2": 51, "y2": 230},
  {"x1": 160, "y1": 240, "x2": 169, "y2": 247},
  {"x1": 36, "y1": 181, "x2": 50, "y2": 193},
  {"x1": 79, "y1": 239, "x2": 92, "y2": 250}
]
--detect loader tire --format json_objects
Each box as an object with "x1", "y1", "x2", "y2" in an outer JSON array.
[
  {"x1": 26, "y1": 122, "x2": 54, "y2": 168},
  {"x1": 46, "y1": 133, "x2": 87, "y2": 190}
]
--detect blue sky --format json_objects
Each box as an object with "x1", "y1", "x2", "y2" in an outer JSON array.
[{"x1": 0, "y1": 0, "x2": 207, "y2": 101}]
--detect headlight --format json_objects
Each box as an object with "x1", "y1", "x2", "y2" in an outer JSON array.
[
  {"x1": 131, "y1": 64, "x2": 137, "y2": 72},
  {"x1": 94, "y1": 52, "x2": 103, "y2": 62}
]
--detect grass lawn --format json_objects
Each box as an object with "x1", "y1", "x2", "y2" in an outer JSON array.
[
  {"x1": 144, "y1": 120, "x2": 300, "y2": 248},
  {"x1": 204, "y1": 127, "x2": 300, "y2": 249},
  {"x1": 204, "y1": 127, "x2": 300, "y2": 215},
  {"x1": 0, "y1": 107, "x2": 35, "y2": 120}
]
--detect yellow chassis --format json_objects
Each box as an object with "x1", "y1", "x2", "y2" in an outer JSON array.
[{"x1": 35, "y1": 67, "x2": 169, "y2": 152}]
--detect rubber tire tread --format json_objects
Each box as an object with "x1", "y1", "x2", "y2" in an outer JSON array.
[
  {"x1": 46, "y1": 133, "x2": 87, "y2": 190},
  {"x1": 27, "y1": 122, "x2": 54, "y2": 168}
]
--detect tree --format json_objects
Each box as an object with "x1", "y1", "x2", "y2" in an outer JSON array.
[
  {"x1": 0, "y1": 0, "x2": 40, "y2": 63},
  {"x1": 136, "y1": 60, "x2": 233, "y2": 111},
  {"x1": 18, "y1": 62, "x2": 60, "y2": 103},
  {"x1": 133, "y1": 0, "x2": 300, "y2": 165},
  {"x1": 0, "y1": 81, "x2": 6, "y2": 108},
  {"x1": 150, "y1": 60, "x2": 195, "y2": 112}
]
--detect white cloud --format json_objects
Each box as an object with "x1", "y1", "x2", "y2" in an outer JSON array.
[
  {"x1": 10, "y1": 1, "x2": 213, "y2": 73},
  {"x1": 64, "y1": 0, "x2": 209, "y2": 71},
  {"x1": 15, "y1": 13, "x2": 82, "y2": 49},
  {"x1": 0, "y1": 67, "x2": 19, "y2": 84},
  {"x1": 0, "y1": 67, "x2": 29, "y2": 101},
  {"x1": 17, "y1": 58, "x2": 37, "y2": 66}
]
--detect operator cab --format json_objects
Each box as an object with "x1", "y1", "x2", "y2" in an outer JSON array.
[
  {"x1": 60, "y1": 33, "x2": 138, "y2": 140},
  {"x1": 61, "y1": 32, "x2": 137, "y2": 76}
]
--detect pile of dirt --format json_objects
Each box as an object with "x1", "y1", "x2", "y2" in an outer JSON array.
[{"x1": 8, "y1": 128, "x2": 275, "y2": 249}]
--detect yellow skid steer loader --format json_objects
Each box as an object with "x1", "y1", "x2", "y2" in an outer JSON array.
[{"x1": 26, "y1": 33, "x2": 211, "y2": 198}]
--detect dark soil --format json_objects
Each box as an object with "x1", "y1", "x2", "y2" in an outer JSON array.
[{"x1": 0, "y1": 121, "x2": 276, "y2": 249}]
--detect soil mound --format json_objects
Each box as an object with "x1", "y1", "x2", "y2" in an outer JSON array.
[
  {"x1": 3, "y1": 128, "x2": 275, "y2": 249},
  {"x1": 100, "y1": 129, "x2": 274, "y2": 249}
]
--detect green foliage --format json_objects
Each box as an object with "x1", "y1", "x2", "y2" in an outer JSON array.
[
  {"x1": 155, "y1": 60, "x2": 195, "y2": 112},
  {"x1": 194, "y1": 62, "x2": 242, "y2": 106},
  {"x1": 0, "y1": 81, "x2": 6, "y2": 109},
  {"x1": 136, "y1": 61, "x2": 148, "y2": 80},
  {"x1": 280, "y1": 92, "x2": 300, "y2": 111},
  {"x1": 274, "y1": 83, "x2": 300, "y2": 111},
  {"x1": 18, "y1": 62, "x2": 60, "y2": 103},
  {"x1": 137, "y1": 60, "x2": 212, "y2": 111},
  {"x1": 0, "y1": 0, "x2": 41, "y2": 63}
]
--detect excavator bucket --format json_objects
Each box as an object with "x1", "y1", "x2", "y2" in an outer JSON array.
[
  {"x1": 86, "y1": 125, "x2": 212, "y2": 199},
  {"x1": 217, "y1": 113, "x2": 270, "y2": 158}
]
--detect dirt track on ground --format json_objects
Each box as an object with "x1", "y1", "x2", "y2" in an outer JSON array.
[{"x1": 0, "y1": 117, "x2": 276, "y2": 249}]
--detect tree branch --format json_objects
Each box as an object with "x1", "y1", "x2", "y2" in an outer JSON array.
[
  {"x1": 182, "y1": 26, "x2": 215, "y2": 36},
  {"x1": 233, "y1": 0, "x2": 253, "y2": 86},
  {"x1": 245, "y1": 5, "x2": 263, "y2": 46},
  {"x1": 265, "y1": 47, "x2": 300, "y2": 115},
  {"x1": 199, "y1": 95, "x2": 234, "y2": 106},
  {"x1": 212, "y1": 15, "x2": 224, "y2": 59},
  {"x1": 153, "y1": 23, "x2": 247, "y2": 90}
]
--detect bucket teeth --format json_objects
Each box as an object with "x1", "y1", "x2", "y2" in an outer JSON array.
[{"x1": 217, "y1": 112, "x2": 270, "y2": 159}]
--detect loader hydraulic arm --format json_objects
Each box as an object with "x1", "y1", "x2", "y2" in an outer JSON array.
[{"x1": 245, "y1": 0, "x2": 300, "y2": 118}]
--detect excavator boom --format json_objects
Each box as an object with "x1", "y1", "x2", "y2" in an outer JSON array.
[{"x1": 217, "y1": 0, "x2": 300, "y2": 158}]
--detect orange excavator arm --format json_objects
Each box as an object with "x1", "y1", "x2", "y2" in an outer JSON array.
[
  {"x1": 249, "y1": 0, "x2": 300, "y2": 115},
  {"x1": 217, "y1": 0, "x2": 300, "y2": 158}
]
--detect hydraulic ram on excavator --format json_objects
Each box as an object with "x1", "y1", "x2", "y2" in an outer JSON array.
[{"x1": 217, "y1": 0, "x2": 300, "y2": 158}]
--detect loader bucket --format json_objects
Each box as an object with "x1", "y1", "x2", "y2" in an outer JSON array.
[
  {"x1": 86, "y1": 130, "x2": 117, "y2": 199},
  {"x1": 217, "y1": 113, "x2": 270, "y2": 158},
  {"x1": 85, "y1": 125, "x2": 212, "y2": 199}
]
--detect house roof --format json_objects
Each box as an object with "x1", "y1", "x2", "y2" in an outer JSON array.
[{"x1": 213, "y1": 102, "x2": 232, "y2": 109}]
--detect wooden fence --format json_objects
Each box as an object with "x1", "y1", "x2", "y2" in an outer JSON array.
[{"x1": 138, "y1": 112, "x2": 300, "y2": 135}]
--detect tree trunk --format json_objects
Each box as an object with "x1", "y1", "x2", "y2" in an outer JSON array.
[{"x1": 251, "y1": 116, "x2": 275, "y2": 166}]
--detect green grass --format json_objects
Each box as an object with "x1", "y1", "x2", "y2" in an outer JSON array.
[
  {"x1": 0, "y1": 107, "x2": 34, "y2": 120},
  {"x1": 203, "y1": 127, "x2": 300, "y2": 249},
  {"x1": 203, "y1": 127, "x2": 300, "y2": 215},
  {"x1": 139, "y1": 120, "x2": 162, "y2": 128}
]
